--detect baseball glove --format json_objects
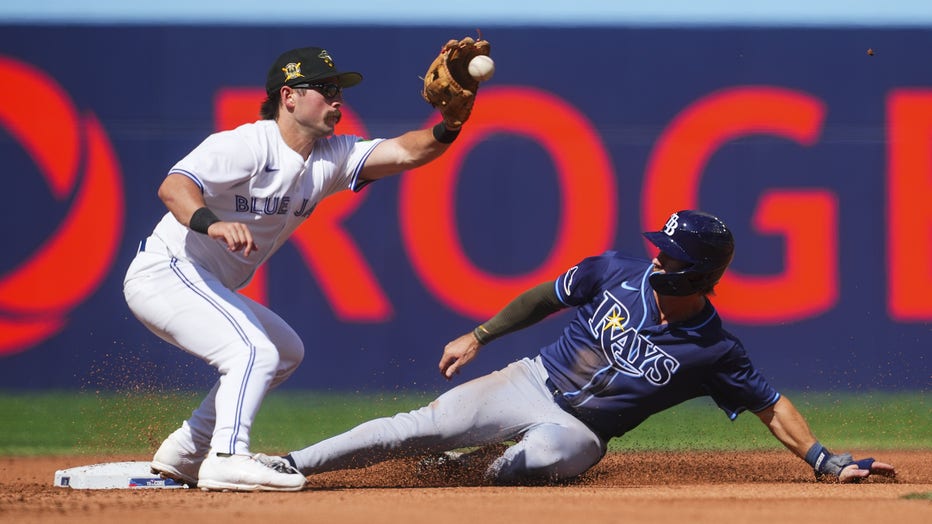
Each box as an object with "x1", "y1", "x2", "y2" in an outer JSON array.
[{"x1": 422, "y1": 36, "x2": 492, "y2": 128}]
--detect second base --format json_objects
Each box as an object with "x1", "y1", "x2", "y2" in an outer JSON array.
[{"x1": 54, "y1": 461, "x2": 187, "y2": 489}]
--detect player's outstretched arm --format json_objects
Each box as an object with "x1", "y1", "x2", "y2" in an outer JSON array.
[
  {"x1": 755, "y1": 396, "x2": 896, "y2": 482},
  {"x1": 358, "y1": 125, "x2": 457, "y2": 181}
]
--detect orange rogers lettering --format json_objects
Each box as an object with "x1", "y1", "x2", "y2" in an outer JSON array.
[
  {"x1": 641, "y1": 86, "x2": 932, "y2": 324},
  {"x1": 219, "y1": 84, "x2": 932, "y2": 327},
  {"x1": 0, "y1": 56, "x2": 124, "y2": 356},
  {"x1": 216, "y1": 86, "x2": 619, "y2": 322}
]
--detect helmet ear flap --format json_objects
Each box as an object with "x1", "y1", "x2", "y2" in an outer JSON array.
[
  {"x1": 644, "y1": 210, "x2": 735, "y2": 297},
  {"x1": 648, "y1": 271, "x2": 700, "y2": 297}
]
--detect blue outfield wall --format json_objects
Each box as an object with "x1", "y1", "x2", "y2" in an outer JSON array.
[{"x1": 0, "y1": 25, "x2": 929, "y2": 392}]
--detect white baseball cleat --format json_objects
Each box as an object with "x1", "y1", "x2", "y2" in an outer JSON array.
[
  {"x1": 197, "y1": 452, "x2": 306, "y2": 492},
  {"x1": 150, "y1": 427, "x2": 206, "y2": 487}
]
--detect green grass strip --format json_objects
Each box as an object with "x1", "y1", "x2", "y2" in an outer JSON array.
[{"x1": 0, "y1": 390, "x2": 926, "y2": 456}]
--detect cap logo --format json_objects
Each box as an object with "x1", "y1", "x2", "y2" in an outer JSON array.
[
  {"x1": 318, "y1": 50, "x2": 334, "y2": 68},
  {"x1": 663, "y1": 213, "x2": 680, "y2": 236},
  {"x1": 282, "y1": 62, "x2": 304, "y2": 82}
]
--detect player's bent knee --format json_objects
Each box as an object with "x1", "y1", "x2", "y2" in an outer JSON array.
[
  {"x1": 491, "y1": 438, "x2": 603, "y2": 484},
  {"x1": 250, "y1": 344, "x2": 284, "y2": 373},
  {"x1": 533, "y1": 443, "x2": 601, "y2": 479},
  {"x1": 270, "y1": 347, "x2": 303, "y2": 388},
  {"x1": 278, "y1": 342, "x2": 304, "y2": 372}
]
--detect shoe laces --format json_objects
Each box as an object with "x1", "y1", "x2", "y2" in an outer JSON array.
[{"x1": 252, "y1": 453, "x2": 301, "y2": 475}]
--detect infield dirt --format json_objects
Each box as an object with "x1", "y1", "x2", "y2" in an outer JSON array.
[{"x1": 2, "y1": 450, "x2": 929, "y2": 524}]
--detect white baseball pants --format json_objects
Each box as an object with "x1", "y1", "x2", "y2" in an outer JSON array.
[{"x1": 124, "y1": 236, "x2": 304, "y2": 456}]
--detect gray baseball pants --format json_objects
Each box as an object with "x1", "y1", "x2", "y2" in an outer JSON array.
[{"x1": 289, "y1": 356, "x2": 606, "y2": 483}]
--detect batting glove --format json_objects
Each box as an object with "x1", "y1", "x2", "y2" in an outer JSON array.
[{"x1": 805, "y1": 442, "x2": 890, "y2": 482}]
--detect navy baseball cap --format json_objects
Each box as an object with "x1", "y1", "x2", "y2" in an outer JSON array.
[{"x1": 265, "y1": 47, "x2": 363, "y2": 94}]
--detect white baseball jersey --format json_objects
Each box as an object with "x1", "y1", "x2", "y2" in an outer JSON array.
[
  {"x1": 151, "y1": 119, "x2": 384, "y2": 290},
  {"x1": 124, "y1": 119, "x2": 385, "y2": 458}
]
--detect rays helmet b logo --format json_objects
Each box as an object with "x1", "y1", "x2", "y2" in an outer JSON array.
[{"x1": 662, "y1": 213, "x2": 680, "y2": 236}]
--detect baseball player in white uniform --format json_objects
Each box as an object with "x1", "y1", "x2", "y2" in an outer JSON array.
[{"x1": 123, "y1": 45, "x2": 469, "y2": 491}]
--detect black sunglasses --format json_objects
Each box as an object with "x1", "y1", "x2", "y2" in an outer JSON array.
[{"x1": 292, "y1": 82, "x2": 342, "y2": 99}]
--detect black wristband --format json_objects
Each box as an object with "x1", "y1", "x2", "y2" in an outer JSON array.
[
  {"x1": 432, "y1": 122, "x2": 461, "y2": 144},
  {"x1": 189, "y1": 207, "x2": 221, "y2": 234}
]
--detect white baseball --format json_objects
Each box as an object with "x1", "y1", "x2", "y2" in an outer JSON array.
[{"x1": 468, "y1": 55, "x2": 495, "y2": 82}]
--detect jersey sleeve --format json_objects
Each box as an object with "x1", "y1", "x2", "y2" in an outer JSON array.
[
  {"x1": 168, "y1": 131, "x2": 259, "y2": 196},
  {"x1": 554, "y1": 254, "x2": 613, "y2": 307},
  {"x1": 329, "y1": 136, "x2": 385, "y2": 193},
  {"x1": 703, "y1": 344, "x2": 781, "y2": 420}
]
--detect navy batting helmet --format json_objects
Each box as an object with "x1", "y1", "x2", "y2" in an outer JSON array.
[{"x1": 642, "y1": 210, "x2": 735, "y2": 296}]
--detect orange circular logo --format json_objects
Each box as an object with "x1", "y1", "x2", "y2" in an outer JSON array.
[{"x1": 0, "y1": 56, "x2": 124, "y2": 356}]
